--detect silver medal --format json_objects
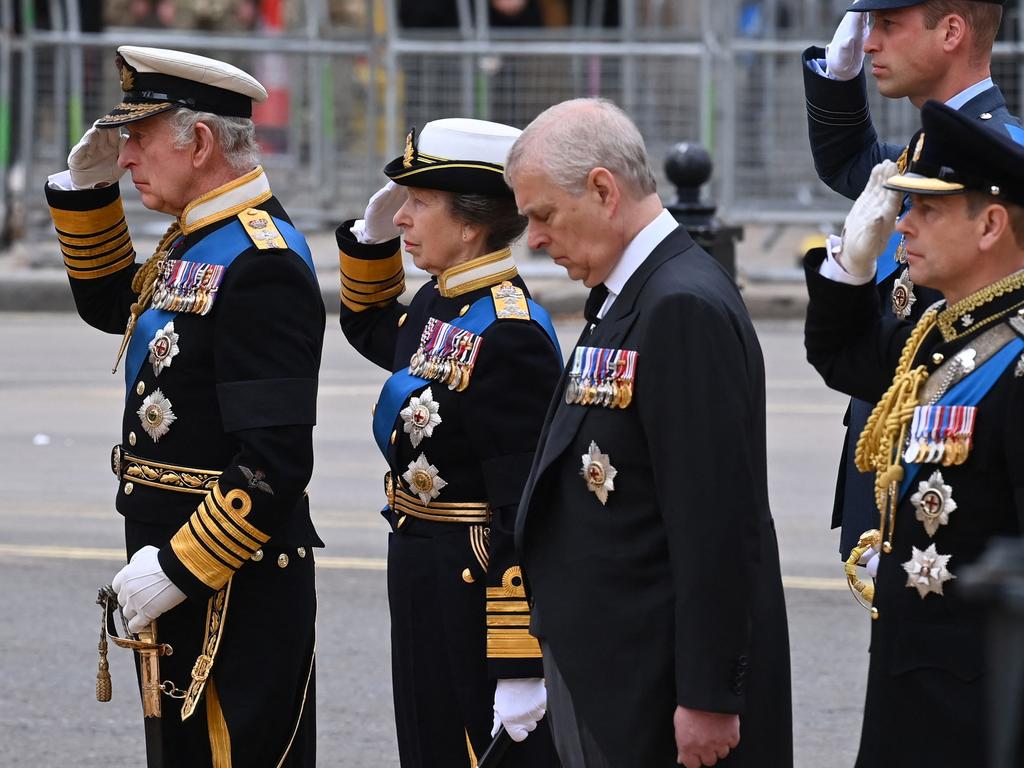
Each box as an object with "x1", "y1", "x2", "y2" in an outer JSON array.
[
  {"x1": 147, "y1": 321, "x2": 180, "y2": 376},
  {"x1": 137, "y1": 388, "x2": 177, "y2": 443},
  {"x1": 580, "y1": 440, "x2": 617, "y2": 505},
  {"x1": 910, "y1": 470, "x2": 957, "y2": 537},
  {"x1": 903, "y1": 543, "x2": 955, "y2": 598},
  {"x1": 400, "y1": 387, "x2": 442, "y2": 448}
]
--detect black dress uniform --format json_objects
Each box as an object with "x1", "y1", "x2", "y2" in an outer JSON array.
[
  {"x1": 516, "y1": 224, "x2": 793, "y2": 766},
  {"x1": 46, "y1": 47, "x2": 324, "y2": 766},
  {"x1": 804, "y1": 101, "x2": 1024, "y2": 766},
  {"x1": 802, "y1": 40, "x2": 1022, "y2": 557},
  {"x1": 338, "y1": 230, "x2": 562, "y2": 764}
]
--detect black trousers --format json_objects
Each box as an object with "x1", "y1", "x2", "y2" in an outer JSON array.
[
  {"x1": 387, "y1": 524, "x2": 559, "y2": 767},
  {"x1": 541, "y1": 643, "x2": 612, "y2": 768}
]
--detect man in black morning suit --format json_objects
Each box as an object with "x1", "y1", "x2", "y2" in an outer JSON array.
[
  {"x1": 508, "y1": 98, "x2": 792, "y2": 768},
  {"x1": 802, "y1": 0, "x2": 1020, "y2": 559}
]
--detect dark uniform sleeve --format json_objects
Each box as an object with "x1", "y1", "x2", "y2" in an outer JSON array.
[
  {"x1": 45, "y1": 182, "x2": 139, "y2": 333},
  {"x1": 634, "y1": 292, "x2": 764, "y2": 713},
  {"x1": 463, "y1": 318, "x2": 562, "y2": 679},
  {"x1": 336, "y1": 218, "x2": 407, "y2": 369},
  {"x1": 802, "y1": 47, "x2": 904, "y2": 200},
  {"x1": 803, "y1": 247, "x2": 911, "y2": 403},
  {"x1": 157, "y1": 250, "x2": 325, "y2": 600}
]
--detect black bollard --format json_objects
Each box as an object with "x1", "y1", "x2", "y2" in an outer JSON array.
[
  {"x1": 959, "y1": 537, "x2": 1024, "y2": 768},
  {"x1": 663, "y1": 142, "x2": 743, "y2": 281}
]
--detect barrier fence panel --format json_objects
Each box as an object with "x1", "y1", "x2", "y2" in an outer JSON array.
[{"x1": 5, "y1": 0, "x2": 1024, "y2": 247}]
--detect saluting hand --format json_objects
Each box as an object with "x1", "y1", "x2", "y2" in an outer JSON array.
[
  {"x1": 674, "y1": 706, "x2": 740, "y2": 768},
  {"x1": 351, "y1": 181, "x2": 407, "y2": 244},
  {"x1": 68, "y1": 122, "x2": 127, "y2": 190},
  {"x1": 825, "y1": 12, "x2": 870, "y2": 82},
  {"x1": 836, "y1": 160, "x2": 902, "y2": 279}
]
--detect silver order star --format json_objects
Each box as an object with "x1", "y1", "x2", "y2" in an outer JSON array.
[
  {"x1": 400, "y1": 387, "x2": 442, "y2": 448},
  {"x1": 910, "y1": 470, "x2": 957, "y2": 537},
  {"x1": 891, "y1": 269, "x2": 916, "y2": 319},
  {"x1": 903, "y1": 543, "x2": 956, "y2": 598},
  {"x1": 148, "y1": 321, "x2": 180, "y2": 376},
  {"x1": 580, "y1": 440, "x2": 617, "y2": 505},
  {"x1": 402, "y1": 453, "x2": 448, "y2": 504},
  {"x1": 137, "y1": 388, "x2": 176, "y2": 443}
]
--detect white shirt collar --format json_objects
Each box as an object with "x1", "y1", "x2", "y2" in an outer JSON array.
[
  {"x1": 598, "y1": 208, "x2": 678, "y2": 318},
  {"x1": 945, "y1": 77, "x2": 994, "y2": 111}
]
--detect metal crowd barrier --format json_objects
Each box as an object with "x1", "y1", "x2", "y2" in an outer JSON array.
[{"x1": 4, "y1": 0, "x2": 1024, "y2": 247}]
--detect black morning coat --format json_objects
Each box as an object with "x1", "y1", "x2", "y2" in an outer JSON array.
[
  {"x1": 46, "y1": 169, "x2": 323, "y2": 767},
  {"x1": 805, "y1": 248, "x2": 1024, "y2": 766},
  {"x1": 802, "y1": 46, "x2": 1022, "y2": 557},
  {"x1": 516, "y1": 224, "x2": 793, "y2": 766}
]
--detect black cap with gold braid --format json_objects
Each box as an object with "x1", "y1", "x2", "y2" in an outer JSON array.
[{"x1": 885, "y1": 100, "x2": 1024, "y2": 207}]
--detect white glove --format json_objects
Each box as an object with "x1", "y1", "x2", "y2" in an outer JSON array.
[
  {"x1": 351, "y1": 181, "x2": 406, "y2": 244},
  {"x1": 858, "y1": 546, "x2": 881, "y2": 579},
  {"x1": 111, "y1": 545, "x2": 187, "y2": 634},
  {"x1": 836, "y1": 160, "x2": 901, "y2": 279},
  {"x1": 68, "y1": 123, "x2": 126, "y2": 190},
  {"x1": 825, "y1": 12, "x2": 870, "y2": 82},
  {"x1": 491, "y1": 677, "x2": 547, "y2": 743}
]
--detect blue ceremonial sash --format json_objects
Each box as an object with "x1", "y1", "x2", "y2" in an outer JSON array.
[
  {"x1": 124, "y1": 216, "x2": 315, "y2": 397},
  {"x1": 898, "y1": 335, "x2": 1024, "y2": 500},
  {"x1": 875, "y1": 230, "x2": 904, "y2": 285},
  {"x1": 371, "y1": 295, "x2": 560, "y2": 457}
]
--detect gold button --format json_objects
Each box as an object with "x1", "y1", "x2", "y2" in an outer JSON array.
[
  {"x1": 136, "y1": 381, "x2": 146, "y2": 396},
  {"x1": 297, "y1": 547, "x2": 307, "y2": 558},
  {"x1": 390, "y1": 429, "x2": 397, "y2": 445},
  {"x1": 124, "y1": 482, "x2": 134, "y2": 495},
  {"x1": 932, "y1": 353, "x2": 944, "y2": 365},
  {"x1": 277, "y1": 553, "x2": 289, "y2": 568},
  {"x1": 128, "y1": 431, "x2": 137, "y2": 446},
  {"x1": 397, "y1": 515, "x2": 408, "y2": 529},
  {"x1": 398, "y1": 313, "x2": 408, "y2": 327},
  {"x1": 459, "y1": 305, "x2": 470, "y2": 316},
  {"x1": 252, "y1": 549, "x2": 264, "y2": 562},
  {"x1": 462, "y1": 568, "x2": 475, "y2": 583}
]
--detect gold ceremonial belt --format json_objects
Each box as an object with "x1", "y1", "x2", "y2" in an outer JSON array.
[
  {"x1": 111, "y1": 445, "x2": 221, "y2": 495},
  {"x1": 385, "y1": 472, "x2": 491, "y2": 524}
]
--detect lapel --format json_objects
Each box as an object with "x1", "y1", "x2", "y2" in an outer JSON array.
[{"x1": 532, "y1": 226, "x2": 694, "y2": 477}]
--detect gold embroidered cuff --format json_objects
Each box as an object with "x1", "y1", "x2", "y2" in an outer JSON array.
[
  {"x1": 485, "y1": 565, "x2": 540, "y2": 658},
  {"x1": 340, "y1": 248, "x2": 405, "y2": 312},
  {"x1": 50, "y1": 197, "x2": 137, "y2": 280},
  {"x1": 112, "y1": 446, "x2": 221, "y2": 494},
  {"x1": 171, "y1": 483, "x2": 269, "y2": 589}
]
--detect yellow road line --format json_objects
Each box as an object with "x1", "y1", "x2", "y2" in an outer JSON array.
[{"x1": 0, "y1": 544, "x2": 846, "y2": 586}]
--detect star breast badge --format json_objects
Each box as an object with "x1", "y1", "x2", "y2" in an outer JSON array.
[{"x1": 580, "y1": 441, "x2": 617, "y2": 505}]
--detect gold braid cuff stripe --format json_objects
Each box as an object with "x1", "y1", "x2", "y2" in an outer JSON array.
[
  {"x1": 340, "y1": 276, "x2": 405, "y2": 309},
  {"x1": 49, "y1": 196, "x2": 127, "y2": 235},
  {"x1": 340, "y1": 249, "x2": 404, "y2": 283},
  {"x1": 486, "y1": 629, "x2": 542, "y2": 659}
]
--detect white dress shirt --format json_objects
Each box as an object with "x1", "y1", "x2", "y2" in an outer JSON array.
[{"x1": 597, "y1": 208, "x2": 679, "y2": 319}]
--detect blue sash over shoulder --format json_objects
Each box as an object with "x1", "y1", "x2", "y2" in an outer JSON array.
[
  {"x1": 124, "y1": 217, "x2": 314, "y2": 397},
  {"x1": 372, "y1": 295, "x2": 559, "y2": 458}
]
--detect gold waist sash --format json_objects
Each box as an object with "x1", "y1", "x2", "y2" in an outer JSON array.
[
  {"x1": 385, "y1": 472, "x2": 490, "y2": 524},
  {"x1": 111, "y1": 445, "x2": 221, "y2": 495}
]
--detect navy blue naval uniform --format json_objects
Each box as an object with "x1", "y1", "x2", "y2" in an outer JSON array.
[
  {"x1": 46, "y1": 166, "x2": 324, "y2": 767},
  {"x1": 802, "y1": 46, "x2": 1022, "y2": 557},
  {"x1": 337, "y1": 221, "x2": 562, "y2": 767}
]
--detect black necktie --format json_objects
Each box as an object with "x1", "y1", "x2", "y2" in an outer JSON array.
[{"x1": 584, "y1": 283, "x2": 609, "y2": 326}]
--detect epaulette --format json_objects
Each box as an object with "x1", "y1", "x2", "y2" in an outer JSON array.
[
  {"x1": 238, "y1": 208, "x2": 287, "y2": 250},
  {"x1": 490, "y1": 280, "x2": 531, "y2": 321}
]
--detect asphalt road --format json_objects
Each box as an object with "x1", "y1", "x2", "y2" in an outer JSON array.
[{"x1": 0, "y1": 312, "x2": 868, "y2": 767}]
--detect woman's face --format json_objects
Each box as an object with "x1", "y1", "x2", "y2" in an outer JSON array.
[{"x1": 393, "y1": 187, "x2": 472, "y2": 275}]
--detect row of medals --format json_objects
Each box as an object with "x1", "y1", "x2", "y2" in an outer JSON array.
[
  {"x1": 151, "y1": 260, "x2": 222, "y2": 316},
  {"x1": 409, "y1": 349, "x2": 472, "y2": 392},
  {"x1": 565, "y1": 376, "x2": 633, "y2": 409}
]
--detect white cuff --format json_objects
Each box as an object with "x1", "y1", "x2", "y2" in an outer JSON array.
[
  {"x1": 819, "y1": 234, "x2": 874, "y2": 285},
  {"x1": 807, "y1": 58, "x2": 833, "y2": 79},
  {"x1": 47, "y1": 170, "x2": 75, "y2": 191}
]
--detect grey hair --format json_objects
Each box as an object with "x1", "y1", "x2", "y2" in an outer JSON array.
[
  {"x1": 167, "y1": 108, "x2": 260, "y2": 173},
  {"x1": 505, "y1": 98, "x2": 657, "y2": 198},
  {"x1": 447, "y1": 192, "x2": 527, "y2": 252}
]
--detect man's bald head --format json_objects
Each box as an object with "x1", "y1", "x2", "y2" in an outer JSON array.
[{"x1": 505, "y1": 98, "x2": 657, "y2": 200}]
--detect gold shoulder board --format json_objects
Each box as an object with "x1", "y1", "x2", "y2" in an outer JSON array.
[
  {"x1": 491, "y1": 281, "x2": 531, "y2": 321},
  {"x1": 238, "y1": 208, "x2": 287, "y2": 250}
]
